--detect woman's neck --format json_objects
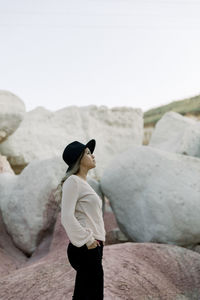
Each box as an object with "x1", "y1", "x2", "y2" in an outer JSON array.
[{"x1": 76, "y1": 169, "x2": 88, "y2": 181}]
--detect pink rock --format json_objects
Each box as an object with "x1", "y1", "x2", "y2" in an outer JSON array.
[
  {"x1": 27, "y1": 212, "x2": 69, "y2": 264},
  {"x1": 1, "y1": 241, "x2": 200, "y2": 299},
  {"x1": 192, "y1": 244, "x2": 200, "y2": 255},
  {"x1": 2, "y1": 210, "x2": 200, "y2": 299},
  {"x1": 104, "y1": 199, "x2": 130, "y2": 245},
  {"x1": 0, "y1": 156, "x2": 26, "y2": 276},
  {"x1": 49, "y1": 211, "x2": 70, "y2": 253},
  {"x1": 0, "y1": 210, "x2": 27, "y2": 276},
  {"x1": 0, "y1": 248, "x2": 19, "y2": 276},
  {"x1": 103, "y1": 210, "x2": 118, "y2": 233},
  {"x1": 106, "y1": 228, "x2": 130, "y2": 245},
  {"x1": 103, "y1": 242, "x2": 200, "y2": 299}
]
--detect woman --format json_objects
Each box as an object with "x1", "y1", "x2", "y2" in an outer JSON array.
[{"x1": 60, "y1": 139, "x2": 106, "y2": 300}]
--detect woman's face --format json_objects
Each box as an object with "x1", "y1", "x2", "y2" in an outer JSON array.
[{"x1": 80, "y1": 147, "x2": 96, "y2": 170}]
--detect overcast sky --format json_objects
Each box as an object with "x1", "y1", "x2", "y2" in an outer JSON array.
[{"x1": 0, "y1": 0, "x2": 200, "y2": 112}]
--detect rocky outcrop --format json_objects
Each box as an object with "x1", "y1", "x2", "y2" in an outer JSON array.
[
  {"x1": 0, "y1": 105, "x2": 143, "y2": 176},
  {"x1": 149, "y1": 111, "x2": 200, "y2": 157},
  {"x1": 0, "y1": 155, "x2": 27, "y2": 275},
  {"x1": 0, "y1": 210, "x2": 27, "y2": 276},
  {"x1": 0, "y1": 156, "x2": 67, "y2": 255},
  {"x1": 0, "y1": 90, "x2": 25, "y2": 143},
  {"x1": 1, "y1": 207, "x2": 200, "y2": 299},
  {"x1": 103, "y1": 197, "x2": 130, "y2": 244},
  {"x1": 101, "y1": 145, "x2": 200, "y2": 247},
  {"x1": 1, "y1": 240, "x2": 200, "y2": 299}
]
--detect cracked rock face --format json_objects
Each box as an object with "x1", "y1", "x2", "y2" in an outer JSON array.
[
  {"x1": 101, "y1": 145, "x2": 200, "y2": 247},
  {"x1": 0, "y1": 105, "x2": 143, "y2": 176},
  {"x1": 0, "y1": 90, "x2": 25, "y2": 143},
  {"x1": 0, "y1": 156, "x2": 66, "y2": 255},
  {"x1": 149, "y1": 111, "x2": 200, "y2": 158}
]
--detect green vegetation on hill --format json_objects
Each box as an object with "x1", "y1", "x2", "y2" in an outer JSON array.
[{"x1": 144, "y1": 94, "x2": 200, "y2": 126}]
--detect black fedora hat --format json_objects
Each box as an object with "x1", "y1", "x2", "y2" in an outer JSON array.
[{"x1": 62, "y1": 139, "x2": 96, "y2": 172}]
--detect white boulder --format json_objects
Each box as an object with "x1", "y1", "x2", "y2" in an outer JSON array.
[
  {"x1": 82, "y1": 106, "x2": 143, "y2": 178},
  {"x1": 100, "y1": 145, "x2": 200, "y2": 247},
  {"x1": 0, "y1": 157, "x2": 67, "y2": 255},
  {"x1": 0, "y1": 90, "x2": 25, "y2": 142},
  {"x1": 0, "y1": 105, "x2": 143, "y2": 177},
  {"x1": 149, "y1": 111, "x2": 200, "y2": 157}
]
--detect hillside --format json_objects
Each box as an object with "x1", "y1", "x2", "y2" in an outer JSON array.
[{"x1": 144, "y1": 94, "x2": 200, "y2": 127}]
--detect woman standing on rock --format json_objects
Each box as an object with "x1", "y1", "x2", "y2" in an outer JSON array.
[{"x1": 60, "y1": 139, "x2": 106, "y2": 300}]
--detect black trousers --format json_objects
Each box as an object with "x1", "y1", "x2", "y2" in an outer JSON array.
[{"x1": 67, "y1": 241, "x2": 104, "y2": 300}]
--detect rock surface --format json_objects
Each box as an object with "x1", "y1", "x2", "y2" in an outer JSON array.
[
  {"x1": 0, "y1": 105, "x2": 143, "y2": 175},
  {"x1": 103, "y1": 198, "x2": 130, "y2": 244},
  {"x1": 1, "y1": 239, "x2": 200, "y2": 299},
  {"x1": 0, "y1": 210, "x2": 27, "y2": 276},
  {"x1": 101, "y1": 145, "x2": 200, "y2": 247},
  {"x1": 0, "y1": 156, "x2": 67, "y2": 255},
  {"x1": 1, "y1": 210, "x2": 200, "y2": 299},
  {"x1": 0, "y1": 155, "x2": 14, "y2": 174},
  {"x1": 0, "y1": 90, "x2": 25, "y2": 143},
  {"x1": 149, "y1": 111, "x2": 200, "y2": 157}
]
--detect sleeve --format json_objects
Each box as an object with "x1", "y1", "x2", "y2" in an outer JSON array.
[{"x1": 61, "y1": 177, "x2": 95, "y2": 247}]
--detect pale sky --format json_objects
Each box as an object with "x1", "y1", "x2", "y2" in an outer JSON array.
[{"x1": 0, "y1": 0, "x2": 200, "y2": 112}]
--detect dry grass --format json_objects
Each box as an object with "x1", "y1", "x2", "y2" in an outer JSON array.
[{"x1": 144, "y1": 94, "x2": 200, "y2": 126}]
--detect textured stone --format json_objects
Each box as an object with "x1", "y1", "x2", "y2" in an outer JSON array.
[
  {"x1": 0, "y1": 155, "x2": 14, "y2": 174},
  {"x1": 0, "y1": 157, "x2": 67, "y2": 255},
  {"x1": 106, "y1": 228, "x2": 130, "y2": 245},
  {"x1": 0, "y1": 210, "x2": 27, "y2": 276},
  {"x1": 101, "y1": 145, "x2": 200, "y2": 247},
  {"x1": 0, "y1": 90, "x2": 25, "y2": 143},
  {"x1": 1, "y1": 240, "x2": 200, "y2": 299},
  {"x1": 0, "y1": 105, "x2": 143, "y2": 176},
  {"x1": 150, "y1": 111, "x2": 200, "y2": 157}
]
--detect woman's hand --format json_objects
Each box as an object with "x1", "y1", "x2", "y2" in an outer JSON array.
[{"x1": 87, "y1": 240, "x2": 100, "y2": 249}]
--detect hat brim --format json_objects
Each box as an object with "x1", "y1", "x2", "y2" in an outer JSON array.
[
  {"x1": 85, "y1": 139, "x2": 96, "y2": 154},
  {"x1": 65, "y1": 139, "x2": 96, "y2": 173}
]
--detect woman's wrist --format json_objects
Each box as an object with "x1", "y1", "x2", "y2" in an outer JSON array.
[{"x1": 86, "y1": 237, "x2": 95, "y2": 247}]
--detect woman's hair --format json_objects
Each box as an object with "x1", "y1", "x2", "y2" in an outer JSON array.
[{"x1": 54, "y1": 150, "x2": 85, "y2": 209}]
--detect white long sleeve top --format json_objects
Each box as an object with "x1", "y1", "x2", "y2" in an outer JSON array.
[{"x1": 61, "y1": 174, "x2": 106, "y2": 247}]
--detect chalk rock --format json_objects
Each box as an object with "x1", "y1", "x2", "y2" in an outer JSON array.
[
  {"x1": 0, "y1": 105, "x2": 143, "y2": 176},
  {"x1": 1, "y1": 242, "x2": 200, "y2": 299},
  {"x1": 81, "y1": 106, "x2": 143, "y2": 178},
  {"x1": 101, "y1": 145, "x2": 200, "y2": 247},
  {"x1": 0, "y1": 90, "x2": 25, "y2": 143},
  {"x1": 0, "y1": 157, "x2": 67, "y2": 255},
  {"x1": 149, "y1": 111, "x2": 200, "y2": 157},
  {"x1": 0, "y1": 155, "x2": 14, "y2": 174}
]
